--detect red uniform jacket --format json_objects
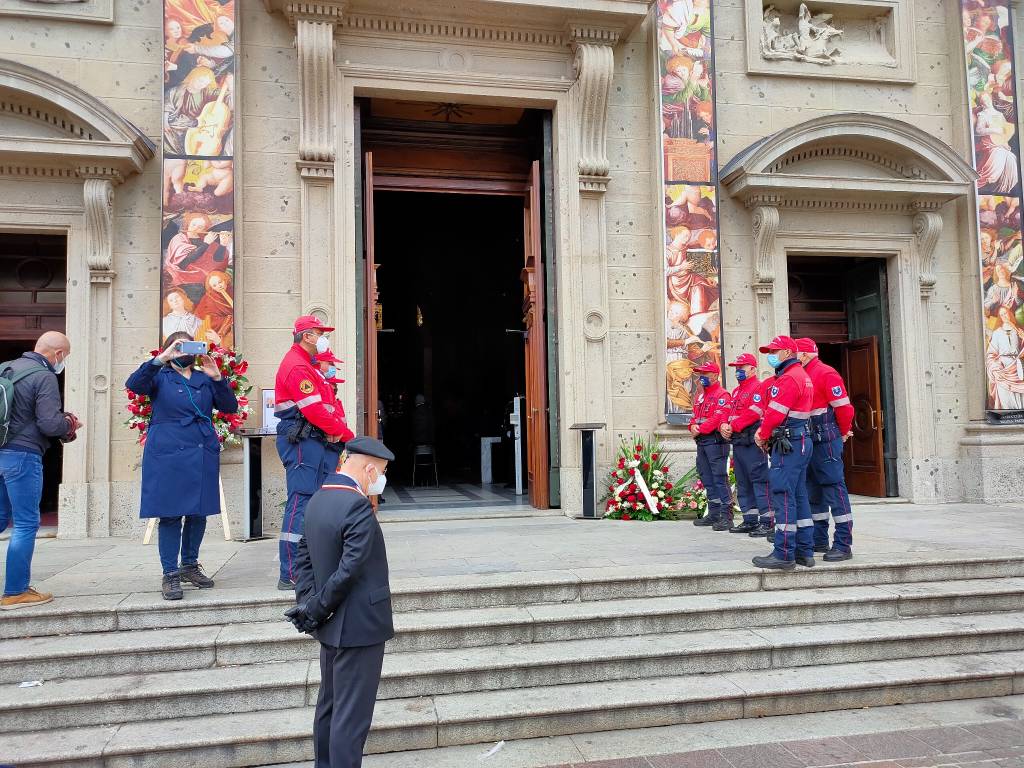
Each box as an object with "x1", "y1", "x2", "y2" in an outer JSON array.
[
  {"x1": 727, "y1": 375, "x2": 766, "y2": 432},
  {"x1": 756, "y1": 360, "x2": 813, "y2": 441},
  {"x1": 805, "y1": 357, "x2": 854, "y2": 435},
  {"x1": 274, "y1": 344, "x2": 354, "y2": 441},
  {"x1": 692, "y1": 382, "x2": 732, "y2": 436}
]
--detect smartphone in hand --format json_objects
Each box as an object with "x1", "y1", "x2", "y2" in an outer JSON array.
[{"x1": 179, "y1": 340, "x2": 208, "y2": 355}]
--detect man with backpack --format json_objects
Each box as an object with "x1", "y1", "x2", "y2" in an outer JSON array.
[{"x1": 0, "y1": 331, "x2": 81, "y2": 609}]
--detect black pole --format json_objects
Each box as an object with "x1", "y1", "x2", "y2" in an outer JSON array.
[{"x1": 571, "y1": 423, "x2": 605, "y2": 519}]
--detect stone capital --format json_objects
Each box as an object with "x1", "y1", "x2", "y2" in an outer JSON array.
[
  {"x1": 83, "y1": 177, "x2": 114, "y2": 274},
  {"x1": 569, "y1": 27, "x2": 616, "y2": 185},
  {"x1": 751, "y1": 204, "x2": 780, "y2": 285},
  {"x1": 296, "y1": 11, "x2": 339, "y2": 162},
  {"x1": 913, "y1": 208, "x2": 942, "y2": 297}
]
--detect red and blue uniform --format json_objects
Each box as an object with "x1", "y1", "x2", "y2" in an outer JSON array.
[
  {"x1": 274, "y1": 343, "x2": 354, "y2": 583},
  {"x1": 726, "y1": 374, "x2": 771, "y2": 529},
  {"x1": 692, "y1": 382, "x2": 733, "y2": 525},
  {"x1": 805, "y1": 357, "x2": 855, "y2": 553},
  {"x1": 756, "y1": 359, "x2": 814, "y2": 562}
]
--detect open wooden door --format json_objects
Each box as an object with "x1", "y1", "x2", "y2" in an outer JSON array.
[
  {"x1": 842, "y1": 336, "x2": 885, "y2": 497},
  {"x1": 522, "y1": 160, "x2": 549, "y2": 508},
  {"x1": 364, "y1": 151, "x2": 379, "y2": 438}
]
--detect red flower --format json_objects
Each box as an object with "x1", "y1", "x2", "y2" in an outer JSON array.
[
  {"x1": 630, "y1": 468, "x2": 636, "y2": 475},
  {"x1": 665, "y1": 482, "x2": 673, "y2": 490},
  {"x1": 617, "y1": 458, "x2": 625, "y2": 469},
  {"x1": 622, "y1": 513, "x2": 632, "y2": 521},
  {"x1": 230, "y1": 380, "x2": 239, "y2": 390},
  {"x1": 635, "y1": 444, "x2": 643, "y2": 451},
  {"x1": 627, "y1": 494, "x2": 636, "y2": 503},
  {"x1": 609, "y1": 485, "x2": 616, "y2": 492},
  {"x1": 651, "y1": 453, "x2": 659, "y2": 460},
  {"x1": 629, "y1": 483, "x2": 637, "y2": 493},
  {"x1": 149, "y1": 349, "x2": 160, "y2": 357},
  {"x1": 642, "y1": 463, "x2": 650, "y2": 471},
  {"x1": 633, "y1": 453, "x2": 641, "y2": 460}
]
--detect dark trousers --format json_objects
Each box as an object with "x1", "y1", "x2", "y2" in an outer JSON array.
[
  {"x1": 695, "y1": 438, "x2": 731, "y2": 522},
  {"x1": 315, "y1": 642, "x2": 386, "y2": 768},
  {"x1": 157, "y1": 515, "x2": 207, "y2": 575},
  {"x1": 732, "y1": 441, "x2": 770, "y2": 525},
  {"x1": 769, "y1": 433, "x2": 814, "y2": 562},
  {"x1": 808, "y1": 433, "x2": 854, "y2": 551}
]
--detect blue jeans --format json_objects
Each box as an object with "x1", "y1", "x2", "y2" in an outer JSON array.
[
  {"x1": 0, "y1": 450, "x2": 44, "y2": 596},
  {"x1": 158, "y1": 516, "x2": 207, "y2": 575}
]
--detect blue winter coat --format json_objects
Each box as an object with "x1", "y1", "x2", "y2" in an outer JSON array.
[{"x1": 126, "y1": 360, "x2": 238, "y2": 518}]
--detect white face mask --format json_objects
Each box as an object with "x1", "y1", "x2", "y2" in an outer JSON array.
[
  {"x1": 366, "y1": 465, "x2": 387, "y2": 496},
  {"x1": 53, "y1": 354, "x2": 66, "y2": 375},
  {"x1": 315, "y1": 335, "x2": 330, "y2": 354}
]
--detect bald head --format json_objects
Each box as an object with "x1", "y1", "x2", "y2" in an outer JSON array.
[{"x1": 35, "y1": 331, "x2": 70, "y2": 370}]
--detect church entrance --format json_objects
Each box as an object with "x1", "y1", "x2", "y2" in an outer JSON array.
[
  {"x1": 787, "y1": 255, "x2": 899, "y2": 498},
  {"x1": 0, "y1": 233, "x2": 68, "y2": 530},
  {"x1": 356, "y1": 98, "x2": 557, "y2": 514}
]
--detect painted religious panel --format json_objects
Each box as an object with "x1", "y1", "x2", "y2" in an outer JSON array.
[
  {"x1": 657, "y1": 0, "x2": 723, "y2": 423},
  {"x1": 961, "y1": 0, "x2": 1024, "y2": 413},
  {"x1": 161, "y1": 0, "x2": 236, "y2": 347}
]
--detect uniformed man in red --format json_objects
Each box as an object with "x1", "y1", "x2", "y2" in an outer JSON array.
[
  {"x1": 796, "y1": 338, "x2": 855, "y2": 562},
  {"x1": 720, "y1": 353, "x2": 771, "y2": 536},
  {"x1": 752, "y1": 335, "x2": 815, "y2": 571},
  {"x1": 689, "y1": 361, "x2": 734, "y2": 531},
  {"x1": 275, "y1": 317, "x2": 355, "y2": 591}
]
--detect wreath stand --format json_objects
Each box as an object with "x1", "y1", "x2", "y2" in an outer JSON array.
[{"x1": 142, "y1": 475, "x2": 232, "y2": 544}]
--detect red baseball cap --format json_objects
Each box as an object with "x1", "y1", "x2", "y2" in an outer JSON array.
[
  {"x1": 294, "y1": 315, "x2": 334, "y2": 334},
  {"x1": 758, "y1": 335, "x2": 798, "y2": 353},
  {"x1": 694, "y1": 361, "x2": 721, "y2": 374},
  {"x1": 315, "y1": 350, "x2": 344, "y2": 364},
  {"x1": 795, "y1": 337, "x2": 818, "y2": 354},
  {"x1": 728, "y1": 352, "x2": 758, "y2": 368}
]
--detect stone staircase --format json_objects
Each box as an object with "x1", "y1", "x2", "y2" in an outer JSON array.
[{"x1": 2, "y1": 555, "x2": 1024, "y2": 767}]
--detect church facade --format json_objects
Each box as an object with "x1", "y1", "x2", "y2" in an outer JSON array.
[{"x1": 0, "y1": 0, "x2": 1020, "y2": 538}]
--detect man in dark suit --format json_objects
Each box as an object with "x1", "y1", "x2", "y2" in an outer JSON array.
[{"x1": 285, "y1": 436, "x2": 395, "y2": 768}]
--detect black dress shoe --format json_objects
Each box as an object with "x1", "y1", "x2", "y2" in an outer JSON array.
[
  {"x1": 730, "y1": 522, "x2": 758, "y2": 534},
  {"x1": 813, "y1": 544, "x2": 829, "y2": 554},
  {"x1": 693, "y1": 515, "x2": 714, "y2": 527},
  {"x1": 823, "y1": 549, "x2": 853, "y2": 562},
  {"x1": 795, "y1": 556, "x2": 815, "y2": 567},
  {"x1": 752, "y1": 554, "x2": 795, "y2": 570}
]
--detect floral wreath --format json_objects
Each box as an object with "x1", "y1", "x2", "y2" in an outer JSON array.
[{"x1": 124, "y1": 346, "x2": 253, "y2": 447}]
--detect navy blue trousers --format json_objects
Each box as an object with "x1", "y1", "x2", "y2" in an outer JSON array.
[
  {"x1": 808, "y1": 431, "x2": 853, "y2": 551},
  {"x1": 315, "y1": 642, "x2": 386, "y2": 768},
  {"x1": 732, "y1": 441, "x2": 770, "y2": 525},
  {"x1": 695, "y1": 438, "x2": 732, "y2": 522},
  {"x1": 769, "y1": 429, "x2": 814, "y2": 562}
]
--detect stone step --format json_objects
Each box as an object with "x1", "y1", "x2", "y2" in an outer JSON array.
[
  {"x1": 3, "y1": 554, "x2": 1022, "y2": 640},
  {"x1": 3, "y1": 577, "x2": 1022, "y2": 684},
  {"x1": 3, "y1": 612, "x2": 1023, "y2": 732},
  {"x1": 2, "y1": 651, "x2": 1023, "y2": 767}
]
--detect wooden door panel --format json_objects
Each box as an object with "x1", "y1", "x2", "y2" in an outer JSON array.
[
  {"x1": 523, "y1": 160, "x2": 549, "y2": 509},
  {"x1": 364, "y1": 151, "x2": 379, "y2": 438},
  {"x1": 842, "y1": 336, "x2": 885, "y2": 497}
]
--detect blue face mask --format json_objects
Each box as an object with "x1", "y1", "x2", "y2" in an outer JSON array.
[
  {"x1": 699, "y1": 375, "x2": 711, "y2": 388},
  {"x1": 326, "y1": 365, "x2": 337, "y2": 380},
  {"x1": 735, "y1": 369, "x2": 747, "y2": 382},
  {"x1": 766, "y1": 353, "x2": 782, "y2": 369}
]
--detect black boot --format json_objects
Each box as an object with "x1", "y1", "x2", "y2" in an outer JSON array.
[
  {"x1": 712, "y1": 515, "x2": 732, "y2": 531},
  {"x1": 730, "y1": 521, "x2": 758, "y2": 534},
  {"x1": 162, "y1": 572, "x2": 183, "y2": 601},
  {"x1": 180, "y1": 563, "x2": 215, "y2": 589},
  {"x1": 795, "y1": 555, "x2": 816, "y2": 568},
  {"x1": 824, "y1": 549, "x2": 853, "y2": 562},
  {"x1": 752, "y1": 554, "x2": 795, "y2": 571},
  {"x1": 693, "y1": 515, "x2": 715, "y2": 527},
  {"x1": 749, "y1": 523, "x2": 772, "y2": 537},
  {"x1": 813, "y1": 544, "x2": 829, "y2": 554},
  {"x1": 277, "y1": 578, "x2": 296, "y2": 591}
]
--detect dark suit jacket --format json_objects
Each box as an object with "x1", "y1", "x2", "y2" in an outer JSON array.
[{"x1": 294, "y1": 473, "x2": 395, "y2": 648}]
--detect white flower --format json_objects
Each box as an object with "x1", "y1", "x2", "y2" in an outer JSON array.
[
  {"x1": 627, "y1": 460, "x2": 641, "y2": 469},
  {"x1": 658, "y1": 491, "x2": 665, "y2": 498}
]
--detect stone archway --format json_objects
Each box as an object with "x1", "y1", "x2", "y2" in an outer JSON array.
[
  {"x1": 0, "y1": 58, "x2": 154, "y2": 536},
  {"x1": 721, "y1": 113, "x2": 977, "y2": 503}
]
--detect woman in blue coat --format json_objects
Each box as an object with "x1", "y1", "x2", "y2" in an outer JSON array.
[{"x1": 126, "y1": 332, "x2": 238, "y2": 600}]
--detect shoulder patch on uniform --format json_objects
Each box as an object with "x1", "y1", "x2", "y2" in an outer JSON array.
[
  {"x1": 718, "y1": 397, "x2": 726, "y2": 406},
  {"x1": 831, "y1": 385, "x2": 843, "y2": 396},
  {"x1": 770, "y1": 385, "x2": 779, "y2": 397},
  {"x1": 753, "y1": 394, "x2": 762, "y2": 402},
  {"x1": 299, "y1": 379, "x2": 315, "y2": 395}
]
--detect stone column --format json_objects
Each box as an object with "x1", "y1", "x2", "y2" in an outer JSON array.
[
  {"x1": 569, "y1": 25, "x2": 617, "y2": 462},
  {"x1": 79, "y1": 172, "x2": 120, "y2": 537},
  {"x1": 750, "y1": 201, "x2": 780, "y2": 374},
  {"x1": 290, "y1": 2, "x2": 343, "y2": 324}
]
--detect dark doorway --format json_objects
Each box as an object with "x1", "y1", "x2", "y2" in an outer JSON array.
[
  {"x1": 373, "y1": 191, "x2": 527, "y2": 501},
  {"x1": 0, "y1": 234, "x2": 68, "y2": 523},
  {"x1": 788, "y1": 255, "x2": 898, "y2": 497}
]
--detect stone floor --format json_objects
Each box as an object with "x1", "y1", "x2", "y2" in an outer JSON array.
[{"x1": 4, "y1": 500, "x2": 1023, "y2": 598}]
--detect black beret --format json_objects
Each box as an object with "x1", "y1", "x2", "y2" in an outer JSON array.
[{"x1": 345, "y1": 436, "x2": 395, "y2": 462}]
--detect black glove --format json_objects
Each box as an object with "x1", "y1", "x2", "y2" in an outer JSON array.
[{"x1": 284, "y1": 597, "x2": 330, "y2": 634}]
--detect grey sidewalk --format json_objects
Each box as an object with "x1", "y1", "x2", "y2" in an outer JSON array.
[{"x1": 5, "y1": 501, "x2": 1023, "y2": 598}]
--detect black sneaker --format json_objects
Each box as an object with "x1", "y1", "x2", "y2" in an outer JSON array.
[
  {"x1": 823, "y1": 549, "x2": 853, "y2": 562},
  {"x1": 796, "y1": 555, "x2": 816, "y2": 568},
  {"x1": 277, "y1": 579, "x2": 296, "y2": 591},
  {"x1": 752, "y1": 554, "x2": 795, "y2": 571},
  {"x1": 162, "y1": 572, "x2": 183, "y2": 601},
  {"x1": 693, "y1": 515, "x2": 715, "y2": 527},
  {"x1": 730, "y1": 522, "x2": 758, "y2": 534},
  {"x1": 180, "y1": 563, "x2": 215, "y2": 589}
]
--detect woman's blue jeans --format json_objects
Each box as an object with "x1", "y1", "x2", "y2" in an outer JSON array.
[
  {"x1": 157, "y1": 516, "x2": 207, "y2": 575},
  {"x1": 0, "y1": 450, "x2": 43, "y2": 596}
]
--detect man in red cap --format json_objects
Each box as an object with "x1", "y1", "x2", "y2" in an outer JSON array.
[
  {"x1": 274, "y1": 316, "x2": 355, "y2": 590},
  {"x1": 752, "y1": 335, "x2": 815, "y2": 570},
  {"x1": 688, "y1": 361, "x2": 734, "y2": 531},
  {"x1": 796, "y1": 337, "x2": 855, "y2": 561},
  {"x1": 721, "y1": 352, "x2": 773, "y2": 536}
]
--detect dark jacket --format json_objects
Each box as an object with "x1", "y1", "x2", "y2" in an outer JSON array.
[
  {"x1": 295, "y1": 473, "x2": 394, "y2": 648},
  {"x1": 125, "y1": 359, "x2": 238, "y2": 518},
  {"x1": 0, "y1": 352, "x2": 71, "y2": 455}
]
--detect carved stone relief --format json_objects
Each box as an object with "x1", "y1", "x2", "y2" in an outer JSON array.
[{"x1": 761, "y1": 4, "x2": 843, "y2": 65}]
